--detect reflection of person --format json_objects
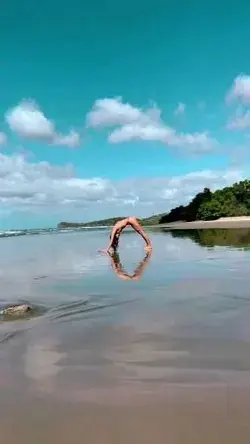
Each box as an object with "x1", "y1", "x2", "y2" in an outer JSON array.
[
  {"x1": 99, "y1": 217, "x2": 152, "y2": 254},
  {"x1": 109, "y1": 250, "x2": 152, "y2": 281}
]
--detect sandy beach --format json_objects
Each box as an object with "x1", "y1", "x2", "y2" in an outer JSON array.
[{"x1": 150, "y1": 216, "x2": 250, "y2": 230}]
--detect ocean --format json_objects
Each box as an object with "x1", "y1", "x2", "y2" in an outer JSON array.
[{"x1": 1, "y1": 227, "x2": 250, "y2": 443}]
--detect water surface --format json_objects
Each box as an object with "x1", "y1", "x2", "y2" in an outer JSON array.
[{"x1": 2, "y1": 227, "x2": 250, "y2": 443}]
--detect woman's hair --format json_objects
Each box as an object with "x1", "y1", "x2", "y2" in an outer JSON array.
[{"x1": 110, "y1": 232, "x2": 119, "y2": 250}]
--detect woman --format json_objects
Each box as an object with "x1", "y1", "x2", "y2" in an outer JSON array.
[{"x1": 100, "y1": 216, "x2": 152, "y2": 254}]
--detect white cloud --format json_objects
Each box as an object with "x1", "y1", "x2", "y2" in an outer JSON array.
[
  {"x1": 227, "y1": 110, "x2": 250, "y2": 130},
  {"x1": 227, "y1": 74, "x2": 250, "y2": 104},
  {"x1": 0, "y1": 132, "x2": 7, "y2": 145},
  {"x1": 5, "y1": 100, "x2": 80, "y2": 148},
  {"x1": 87, "y1": 97, "x2": 216, "y2": 153},
  {"x1": 174, "y1": 102, "x2": 186, "y2": 116},
  {"x1": 0, "y1": 153, "x2": 244, "y2": 221},
  {"x1": 108, "y1": 122, "x2": 175, "y2": 143},
  {"x1": 53, "y1": 130, "x2": 80, "y2": 148},
  {"x1": 86, "y1": 97, "x2": 155, "y2": 128},
  {"x1": 108, "y1": 123, "x2": 216, "y2": 152},
  {"x1": 6, "y1": 100, "x2": 54, "y2": 140},
  {"x1": 176, "y1": 132, "x2": 216, "y2": 152},
  {"x1": 118, "y1": 169, "x2": 243, "y2": 208}
]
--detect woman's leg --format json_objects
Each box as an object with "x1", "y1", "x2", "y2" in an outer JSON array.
[{"x1": 128, "y1": 217, "x2": 152, "y2": 247}]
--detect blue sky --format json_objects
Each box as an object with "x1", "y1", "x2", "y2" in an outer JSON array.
[{"x1": 1, "y1": 0, "x2": 250, "y2": 228}]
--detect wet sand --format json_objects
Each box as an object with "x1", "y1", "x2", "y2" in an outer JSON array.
[{"x1": 1, "y1": 387, "x2": 250, "y2": 444}]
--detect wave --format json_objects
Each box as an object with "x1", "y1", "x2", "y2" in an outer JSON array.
[
  {"x1": 0, "y1": 226, "x2": 109, "y2": 239},
  {"x1": 0, "y1": 228, "x2": 56, "y2": 238}
]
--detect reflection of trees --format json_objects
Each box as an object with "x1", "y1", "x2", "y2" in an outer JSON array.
[
  {"x1": 109, "y1": 251, "x2": 152, "y2": 281},
  {"x1": 167, "y1": 228, "x2": 250, "y2": 248}
]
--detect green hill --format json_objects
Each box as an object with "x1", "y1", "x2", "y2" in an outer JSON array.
[
  {"x1": 58, "y1": 179, "x2": 250, "y2": 228},
  {"x1": 58, "y1": 213, "x2": 166, "y2": 229},
  {"x1": 58, "y1": 217, "x2": 125, "y2": 228}
]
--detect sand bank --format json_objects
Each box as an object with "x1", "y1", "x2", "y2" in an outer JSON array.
[{"x1": 148, "y1": 216, "x2": 250, "y2": 230}]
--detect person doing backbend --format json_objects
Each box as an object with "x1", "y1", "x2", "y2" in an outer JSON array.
[{"x1": 99, "y1": 217, "x2": 152, "y2": 254}]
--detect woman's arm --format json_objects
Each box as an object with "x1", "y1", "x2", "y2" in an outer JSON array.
[
  {"x1": 109, "y1": 251, "x2": 152, "y2": 281},
  {"x1": 131, "y1": 251, "x2": 152, "y2": 280},
  {"x1": 109, "y1": 252, "x2": 132, "y2": 280},
  {"x1": 99, "y1": 227, "x2": 117, "y2": 253}
]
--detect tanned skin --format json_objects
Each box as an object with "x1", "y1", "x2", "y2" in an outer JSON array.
[
  {"x1": 108, "y1": 250, "x2": 152, "y2": 281},
  {"x1": 99, "y1": 217, "x2": 152, "y2": 254}
]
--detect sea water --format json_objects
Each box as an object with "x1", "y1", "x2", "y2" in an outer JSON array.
[{"x1": 1, "y1": 227, "x2": 250, "y2": 443}]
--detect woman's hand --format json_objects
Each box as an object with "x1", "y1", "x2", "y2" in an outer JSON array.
[{"x1": 98, "y1": 249, "x2": 112, "y2": 255}]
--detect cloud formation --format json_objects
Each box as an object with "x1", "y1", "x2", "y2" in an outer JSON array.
[
  {"x1": 0, "y1": 153, "x2": 112, "y2": 208},
  {"x1": 5, "y1": 100, "x2": 80, "y2": 148},
  {"x1": 226, "y1": 75, "x2": 250, "y2": 130},
  {"x1": 86, "y1": 97, "x2": 150, "y2": 128},
  {"x1": 227, "y1": 109, "x2": 250, "y2": 130},
  {"x1": 86, "y1": 97, "x2": 217, "y2": 153},
  {"x1": 0, "y1": 153, "x2": 243, "y2": 218},
  {"x1": 227, "y1": 74, "x2": 250, "y2": 104}
]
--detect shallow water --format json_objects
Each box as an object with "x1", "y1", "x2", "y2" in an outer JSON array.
[{"x1": 2, "y1": 227, "x2": 250, "y2": 443}]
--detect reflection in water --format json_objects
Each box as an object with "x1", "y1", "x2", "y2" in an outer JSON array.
[
  {"x1": 109, "y1": 251, "x2": 152, "y2": 281},
  {"x1": 167, "y1": 228, "x2": 250, "y2": 248}
]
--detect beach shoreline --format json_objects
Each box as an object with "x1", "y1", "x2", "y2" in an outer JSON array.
[
  {"x1": 146, "y1": 216, "x2": 250, "y2": 230},
  {"x1": 61, "y1": 216, "x2": 250, "y2": 232}
]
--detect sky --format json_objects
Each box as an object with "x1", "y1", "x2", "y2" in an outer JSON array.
[{"x1": 1, "y1": 0, "x2": 250, "y2": 228}]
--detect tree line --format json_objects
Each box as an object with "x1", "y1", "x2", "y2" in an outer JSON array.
[{"x1": 159, "y1": 180, "x2": 250, "y2": 223}]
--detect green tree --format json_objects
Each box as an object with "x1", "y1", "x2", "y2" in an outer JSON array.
[
  {"x1": 184, "y1": 187, "x2": 212, "y2": 221},
  {"x1": 197, "y1": 199, "x2": 223, "y2": 220}
]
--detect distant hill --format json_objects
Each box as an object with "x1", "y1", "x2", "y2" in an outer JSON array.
[
  {"x1": 58, "y1": 213, "x2": 166, "y2": 229},
  {"x1": 58, "y1": 179, "x2": 250, "y2": 228},
  {"x1": 58, "y1": 217, "x2": 125, "y2": 228}
]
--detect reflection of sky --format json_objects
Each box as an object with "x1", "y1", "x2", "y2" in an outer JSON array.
[
  {"x1": 24, "y1": 338, "x2": 66, "y2": 394},
  {"x1": 21, "y1": 313, "x2": 250, "y2": 404}
]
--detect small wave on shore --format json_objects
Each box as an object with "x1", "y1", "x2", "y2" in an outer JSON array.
[
  {"x1": 0, "y1": 228, "x2": 56, "y2": 238},
  {"x1": 0, "y1": 226, "x2": 109, "y2": 239}
]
